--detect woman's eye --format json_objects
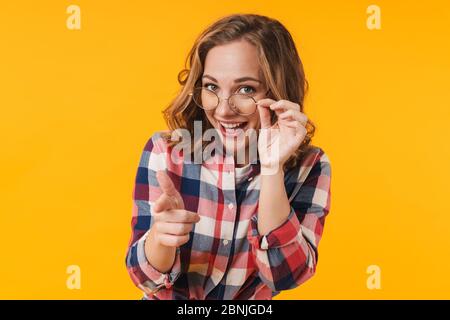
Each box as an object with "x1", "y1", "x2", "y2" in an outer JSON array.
[
  {"x1": 238, "y1": 86, "x2": 256, "y2": 95},
  {"x1": 204, "y1": 83, "x2": 218, "y2": 91}
]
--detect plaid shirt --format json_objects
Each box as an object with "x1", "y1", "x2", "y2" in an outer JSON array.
[{"x1": 126, "y1": 131, "x2": 332, "y2": 300}]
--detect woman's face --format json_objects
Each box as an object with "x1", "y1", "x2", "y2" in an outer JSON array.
[{"x1": 202, "y1": 39, "x2": 268, "y2": 158}]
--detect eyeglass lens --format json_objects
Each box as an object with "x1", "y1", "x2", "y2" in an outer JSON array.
[{"x1": 192, "y1": 87, "x2": 256, "y2": 115}]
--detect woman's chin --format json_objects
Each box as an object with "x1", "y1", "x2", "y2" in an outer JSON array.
[{"x1": 211, "y1": 123, "x2": 255, "y2": 159}]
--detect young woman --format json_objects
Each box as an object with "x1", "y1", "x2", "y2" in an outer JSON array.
[{"x1": 126, "y1": 14, "x2": 332, "y2": 300}]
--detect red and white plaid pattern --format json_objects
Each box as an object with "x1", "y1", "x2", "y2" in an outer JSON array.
[{"x1": 126, "y1": 131, "x2": 331, "y2": 300}]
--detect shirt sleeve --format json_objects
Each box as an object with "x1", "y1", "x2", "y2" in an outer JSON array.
[
  {"x1": 125, "y1": 132, "x2": 182, "y2": 296},
  {"x1": 247, "y1": 149, "x2": 332, "y2": 292}
]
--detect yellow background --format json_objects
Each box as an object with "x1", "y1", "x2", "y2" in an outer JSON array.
[{"x1": 1, "y1": 0, "x2": 449, "y2": 299}]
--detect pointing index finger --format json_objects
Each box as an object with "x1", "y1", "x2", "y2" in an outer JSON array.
[{"x1": 156, "y1": 171, "x2": 178, "y2": 197}]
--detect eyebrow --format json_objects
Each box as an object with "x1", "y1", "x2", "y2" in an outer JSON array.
[{"x1": 202, "y1": 74, "x2": 262, "y2": 84}]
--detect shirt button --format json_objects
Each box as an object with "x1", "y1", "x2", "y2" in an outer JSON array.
[
  {"x1": 228, "y1": 203, "x2": 234, "y2": 210},
  {"x1": 223, "y1": 239, "x2": 229, "y2": 246}
]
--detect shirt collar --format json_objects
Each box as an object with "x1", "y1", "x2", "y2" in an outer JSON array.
[{"x1": 200, "y1": 139, "x2": 261, "y2": 177}]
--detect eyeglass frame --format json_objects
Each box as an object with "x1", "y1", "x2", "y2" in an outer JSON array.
[{"x1": 188, "y1": 87, "x2": 271, "y2": 116}]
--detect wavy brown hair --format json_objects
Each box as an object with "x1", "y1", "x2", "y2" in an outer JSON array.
[{"x1": 162, "y1": 13, "x2": 316, "y2": 170}]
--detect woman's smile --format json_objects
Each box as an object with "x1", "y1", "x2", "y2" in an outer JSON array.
[{"x1": 216, "y1": 119, "x2": 249, "y2": 137}]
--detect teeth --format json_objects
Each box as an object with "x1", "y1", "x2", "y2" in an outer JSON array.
[{"x1": 220, "y1": 122, "x2": 245, "y2": 129}]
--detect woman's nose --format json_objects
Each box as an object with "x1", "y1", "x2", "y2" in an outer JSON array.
[{"x1": 214, "y1": 96, "x2": 235, "y2": 117}]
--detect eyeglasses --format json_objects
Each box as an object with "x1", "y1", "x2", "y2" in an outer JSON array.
[{"x1": 188, "y1": 87, "x2": 270, "y2": 116}]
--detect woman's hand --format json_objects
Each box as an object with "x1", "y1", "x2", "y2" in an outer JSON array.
[
  {"x1": 256, "y1": 99, "x2": 308, "y2": 174},
  {"x1": 150, "y1": 171, "x2": 200, "y2": 248}
]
